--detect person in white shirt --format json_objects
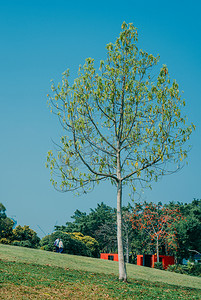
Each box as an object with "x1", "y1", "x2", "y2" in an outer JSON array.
[{"x1": 59, "y1": 239, "x2": 64, "y2": 253}]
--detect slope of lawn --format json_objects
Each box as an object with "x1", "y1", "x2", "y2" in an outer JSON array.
[{"x1": 0, "y1": 244, "x2": 201, "y2": 299}]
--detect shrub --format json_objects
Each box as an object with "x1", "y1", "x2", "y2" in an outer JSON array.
[
  {"x1": 20, "y1": 240, "x2": 32, "y2": 248},
  {"x1": 12, "y1": 225, "x2": 40, "y2": 248},
  {"x1": 12, "y1": 240, "x2": 21, "y2": 246},
  {"x1": 154, "y1": 262, "x2": 164, "y2": 270},
  {"x1": 186, "y1": 262, "x2": 201, "y2": 277},
  {"x1": 0, "y1": 238, "x2": 11, "y2": 244},
  {"x1": 69, "y1": 232, "x2": 100, "y2": 257},
  {"x1": 167, "y1": 263, "x2": 201, "y2": 277},
  {"x1": 167, "y1": 264, "x2": 187, "y2": 274},
  {"x1": 40, "y1": 231, "x2": 92, "y2": 257}
]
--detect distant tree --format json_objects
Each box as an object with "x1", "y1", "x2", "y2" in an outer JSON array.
[
  {"x1": 130, "y1": 202, "x2": 184, "y2": 262},
  {"x1": 56, "y1": 202, "x2": 116, "y2": 250},
  {"x1": 69, "y1": 232, "x2": 100, "y2": 257},
  {"x1": 40, "y1": 231, "x2": 99, "y2": 257},
  {"x1": 95, "y1": 221, "x2": 117, "y2": 253},
  {"x1": 12, "y1": 225, "x2": 40, "y2": 248},
  {"x1": 167, "y1": 199, "x2": 201, "y2": 262},
  {"x1": 47, "y1": 22, "x2": 194, "y2": 280},
  {"x1": 121, "y1": 204, "x2": 134, "y2": 263},
  {"x1": 0, "y1": 203, "x2": 6, "y2": 219},
  {"x1": 0, "y1": 203, "x2": 14, "y2": 243}
]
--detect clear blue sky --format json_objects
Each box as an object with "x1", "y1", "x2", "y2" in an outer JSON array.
[{"x1": 1, "y1": 0, "x2": 201, "y2": 238}]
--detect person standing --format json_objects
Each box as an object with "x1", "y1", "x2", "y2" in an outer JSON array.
[
  {"x1": 54, "y1": 238, "x2": 60, "y2": 252},
  {"x1": 59, "y1": 239, "x2": 64, "y2": 253}
]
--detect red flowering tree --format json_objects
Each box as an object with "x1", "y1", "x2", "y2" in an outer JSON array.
[{"x1": 130, "y1": 202, "x2": 184, "y2": 262}]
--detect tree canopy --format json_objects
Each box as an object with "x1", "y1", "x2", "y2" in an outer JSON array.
[
  {"x1": 55, "y1": 202, "x2": 116, "y2": 250},
  {"x1": 130, "y1": 201, "x2": 184, "y2": 262}
]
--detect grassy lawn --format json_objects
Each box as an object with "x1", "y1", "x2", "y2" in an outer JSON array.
[{"x1": 0, "y1": 244, "x2": 201, "y2": 299}]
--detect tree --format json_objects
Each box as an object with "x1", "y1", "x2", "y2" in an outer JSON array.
[
  {"x1": 40, "y1": 231, "x2": 98, "y2": 257},
  {"x1": 69, "y1": 232, "x2": 100, "y2": 257},
  {"x1": 122, "y1": 205, "x2": 136, "y2": 263},
  {"x1": 55, "y1": 202, "x2": 116, "y2": 250},
  {"x1": 47, "y1": 22, "x2": 193, "y2": 281},
  {"x1": 167, "y1": 199, "x2": 201, "y2": 262},
  {"x1": 0, "y1": 203, "x2": 14, "y2": 242},
  {"x1": 130, "y1": 202, "x2": 184, "y2": 262},
  {"x1": 12, "y1": 225, "x2": 40, "y2": 248}
]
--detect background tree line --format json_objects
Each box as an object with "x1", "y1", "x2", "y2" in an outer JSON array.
[
  {"x1": 1, "y1": 199, "x2": 200, "y2": 264},
  {"x1": 0, "y1": 203, "x2": 40, "y2": 248},
  {"x1": 55, "y1": 199, "x2": 201, "y2": 263}
]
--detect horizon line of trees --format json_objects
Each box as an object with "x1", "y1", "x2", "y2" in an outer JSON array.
[
  {"x1": 1, "y1": 199, "x2": 201, "y2": 264},
  {"x1": 55, "y1": 198, "x2": 201, "y2": 263},
  {"x1": 0, "y1": 203, "x2": 40, "y2": 248}
]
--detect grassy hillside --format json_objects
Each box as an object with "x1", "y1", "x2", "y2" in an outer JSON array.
[
  {"x1": 0, "y1": 244, "x2": 201, "y2": 299},
  {"x1": 0, "y1": 244, "x2": 201, "y2": 289}
]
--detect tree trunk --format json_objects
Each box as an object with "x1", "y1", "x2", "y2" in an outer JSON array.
[
  {"x1": 126, "y1": 229, "x2": 129, "y2": 263},
  {"x1": 156, "y1": 235, "x2": 159, "y2": 263},
  {"x1": 117, "y1": 179, "x2": 127, "y2": 281}
]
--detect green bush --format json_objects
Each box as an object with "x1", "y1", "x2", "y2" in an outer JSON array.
[
  {"x1": 12, "y1": 240, "x2": 21, "y2": 246},
  {"x1": 167, "y1": 264, "x2": 187, "y2": 274},
  {"x1": 12, "y1": 239, "x2": 33, "y2": 248},
  {"x1": 69, "y1": 232, "x2": 100, "y2": 258},
  {"x1": 0, "y1": 238, "x2": 11, "y2": 244},
  {"x1": 20, "y1": 240, "x2": 32, "y2": 248},
  {"x1": 167, "y1": 263, "x2": 201, "y2": 277},
  {"x1": 186, "y1": 262, "x2": 201, "y2": 276},
  {"x1": 40, "y1": 231, "x2": 92, "y2": 257},
  {"x1": 154, "y1": 262, "x2": 164, "y2": 270},
  {"x1": 12, "y1": 225, "x2": 40, "y2": 248}
]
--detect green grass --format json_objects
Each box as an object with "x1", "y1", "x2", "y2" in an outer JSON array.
[{"x1": 0, "y1": 244, "x2": 201, "y2": 299}]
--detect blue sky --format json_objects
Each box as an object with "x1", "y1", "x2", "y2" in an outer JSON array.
[{"x1": 1, "y1": 0, "x2": 201, "y2": 238}]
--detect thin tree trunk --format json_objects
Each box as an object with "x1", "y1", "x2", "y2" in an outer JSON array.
[
  {"x1": 156, "y1": 235, "x2": 159, "y2": 263},
  {"x1": 117, "y1": 179, "x2": 127, "y2": 281},
  {"x1": 126, "y1": 229, "x2": 129, "y2": 263}
]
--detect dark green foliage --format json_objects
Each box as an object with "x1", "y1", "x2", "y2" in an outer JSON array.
[
  {"x1": 0, "y1": 203, "x2": 14, "y2": 242},
  {"x1": 56, "y1": 202, "x2": 134, "y2": 255},
  {"x1": 40, "y1": 231, "x2": 92, "y2": 257},
  {"x1": 0, "y1": 203, "x2": 6, "y2": 218},
  {"x1": 12, "y1": 240, "x2": 21, "y2": 247},
  {"x1": 166, "y1": 199, "x2": 201, "y2": 262},
  {"x1": 20, "y1": 240, "x2": 32, "y2": 248},
  {"x1": 154, "y1": 262, "x2": 164, "y2": 270},
  {"x1": 0, "y1": 204, "x2": 40, "y2": 249},
  {"x1": 167, "y1": 264, "x2": 187, "y2": 274},
  {"x1": 167, "y1": 263, "x2": 201, "y2": 277},
  {"x1": 56, "y1": 202, "x2": 117, "y2": 251},
  {"x1": 54, "y1": 199, "x2": 201, "y2": 262}
]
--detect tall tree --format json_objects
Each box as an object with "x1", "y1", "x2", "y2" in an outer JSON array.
[{"x1": 47, "y1": 22, "x2": 193, "y2": 281}]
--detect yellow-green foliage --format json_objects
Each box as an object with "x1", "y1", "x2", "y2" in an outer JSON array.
[
  {"x1": 68, "y1": 232, "x2": 100, "y2": 257},
  {"x1": 12, "y1": 225, "x2": 40, "y2": 248},
  {"x1": 0, "y1": 238, "x2": 11, "y2": 244}
]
